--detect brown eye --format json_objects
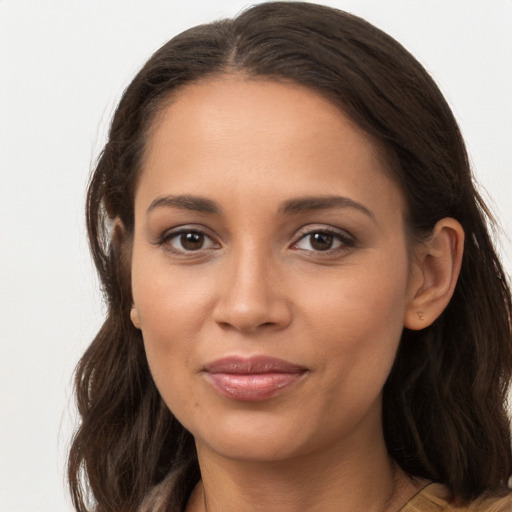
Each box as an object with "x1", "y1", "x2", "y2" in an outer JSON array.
[
  {"x1": 163, "y1": 229, "x2": 217, "y2": 253},
  {"x1": 180, "y1": 232, "x2": 205, "y2": 250},
  {"x1": 293, "y1": 228, "x2": 353, "y2": 253},
  {"x1": 310, "y1": 232, "x2": 334, "y2": 251}
]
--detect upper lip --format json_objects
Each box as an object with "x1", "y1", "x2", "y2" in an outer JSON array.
[{"x1": 203, "y1": 356, "x2": 307, "y2": 374}]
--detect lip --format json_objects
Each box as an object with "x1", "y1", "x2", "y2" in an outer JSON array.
[{"x1": 202, "y1": 356, "x2": 308, "y2": 402}]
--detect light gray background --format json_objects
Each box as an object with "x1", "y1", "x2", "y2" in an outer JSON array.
[{"x1": 1, "y1": 1, "x2": 511, "y2": 511}]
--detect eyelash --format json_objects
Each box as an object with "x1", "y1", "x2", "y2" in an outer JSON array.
[
  {"x1": 157, "y1": 227, "x2": 220, "y2": 255},
  {"x1": 291, "y1": 227, "x2": 355, "y2": 255},
  {"x1": 156, "y1": 225, "x2": 355, "y2": 256}
]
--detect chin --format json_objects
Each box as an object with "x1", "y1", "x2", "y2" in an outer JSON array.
[{"x1": 189, "y1": 411, "x2": 315, "y2": 463}]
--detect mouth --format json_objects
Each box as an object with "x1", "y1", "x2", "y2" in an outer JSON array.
[{"x1": 202, "y1": 355, "x2": 308, "y2": 402}]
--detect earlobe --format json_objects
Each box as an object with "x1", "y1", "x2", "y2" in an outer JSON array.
[
  {"x1": 405, "y1": 218, "x2": 464, "y2": 330},
  {"x1": 130, "y1": 305, "x2": 141, "y2": 329}
]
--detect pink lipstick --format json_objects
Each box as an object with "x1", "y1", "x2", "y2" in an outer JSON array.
[{"x1": 202, "y1": 356, "x2": 307, "y2": 401}]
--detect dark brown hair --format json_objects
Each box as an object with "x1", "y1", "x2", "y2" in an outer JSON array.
[{"x1": 69, "y1": 2, "x2": 512, "y2": 510}]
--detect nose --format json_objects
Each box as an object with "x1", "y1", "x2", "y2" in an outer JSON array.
[{"x1": 212, "y1": 246, "x2": 292, "y2": 333}]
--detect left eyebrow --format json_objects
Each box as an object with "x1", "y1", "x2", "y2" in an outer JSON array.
[{"x1": 279, "y1": 195, "x2": 375, "y2": 221}]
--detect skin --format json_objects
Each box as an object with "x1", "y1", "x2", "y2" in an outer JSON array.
[{"x1": 130, "y1": 76, "x2": 463, "y2": 511}]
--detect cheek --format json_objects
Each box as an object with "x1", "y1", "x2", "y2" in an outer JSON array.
[
  {"x1": 134, "y1": 289, "x2": 202, "y2": 425},
  {"x1": 298, "y1": 253, "x2": 409, "y2": 381},
  {"x1": 131, "y1": 253, "x2": 232, "y2": 422},
  {"x1": 132, "y1": 249, "x2": 214, "y2": 334},
  {"x1": 130, "y1": 252, "x2": 203, "y2": 384},
  {"x1": 134, "y1": 291, "x2": 200, "y2": 369}
]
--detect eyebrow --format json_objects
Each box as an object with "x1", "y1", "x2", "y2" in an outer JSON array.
[
  {"x1": 279, "y1": 195, "x2": 375, "y2": 220},
  {"x1": 146, "y1": 193, "x2": 374, "y2": 220},
  {"x1": 147, "y1": 194, "x2": 221, "y2": 215}
]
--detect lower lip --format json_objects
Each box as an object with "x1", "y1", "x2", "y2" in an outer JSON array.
[{"x1": 204, "y1": 372, "x2": 306, "y2": 401}]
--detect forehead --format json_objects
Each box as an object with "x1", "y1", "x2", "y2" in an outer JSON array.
[
  {"x1": 137, "y1": 76, "x2": 404, "y2": 220},
  {"x1": 146, "y1": 75, "x2": 379, "y2": 162}
]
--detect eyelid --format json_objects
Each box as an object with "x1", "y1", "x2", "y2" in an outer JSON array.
[
  {"x1": 290, "y1": 224, "x2": 355, "y2": 252},
  {"x1": 156, "y1": 224, "x2": 221, "y2": 254}
]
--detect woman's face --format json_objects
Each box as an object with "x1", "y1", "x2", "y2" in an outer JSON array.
[{"x1": 130, "y1": 77, "x2": 420, "y2": 463}]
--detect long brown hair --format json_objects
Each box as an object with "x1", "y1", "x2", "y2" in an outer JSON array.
[{"x1": 69, "y1": 2, "x2": 512, "y2": 510}]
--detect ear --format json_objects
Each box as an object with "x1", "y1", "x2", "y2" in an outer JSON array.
[
  {"x1": 405, "y1": 218, "x2": 464, "y2": 330},
  {"x1": 130, "y1": 305, "x2": 141, "y2": 329},
  {"x1": 111, "y1": 217, "x2": 139, "y2": 329}
]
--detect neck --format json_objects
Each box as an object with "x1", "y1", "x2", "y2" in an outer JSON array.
[{"x1": 187, "y1": 429, "x2": 423, "y2": 512}]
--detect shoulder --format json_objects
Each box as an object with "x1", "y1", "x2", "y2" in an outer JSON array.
[{"x1": 401, "y1": 483, "x2": 512, "y2": 512}]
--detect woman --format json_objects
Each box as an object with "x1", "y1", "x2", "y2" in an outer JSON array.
[{"x1": 68, "y1": 2, "x2": 512, "y2": 511}]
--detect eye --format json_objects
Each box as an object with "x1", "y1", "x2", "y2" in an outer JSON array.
[
  {"x1": 293, "y1": 228, "x2": 354, "y2": 252},
  {"x1": 161, "y1": 228, "x2": 219, "y2": 253}
]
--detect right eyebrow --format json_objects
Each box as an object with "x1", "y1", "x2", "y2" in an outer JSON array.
[{"x1": 147, "y1": 194, "x2": 222, "y2": 215}]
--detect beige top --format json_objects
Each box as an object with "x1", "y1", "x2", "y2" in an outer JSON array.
[
  {"x1": 139, "y1": 474, "x2": 512, "y2": 512},
  {"x1": 400, "y1": 483, "x2": 512, "y2": 512}
]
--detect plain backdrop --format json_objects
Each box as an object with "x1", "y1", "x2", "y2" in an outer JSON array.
[{"x1": 1, "y1": 1, "x2": 511, "y2": 511}]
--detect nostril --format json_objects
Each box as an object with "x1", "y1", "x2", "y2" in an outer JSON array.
[{"x1": 216, "y1": 319, "x2": 277, "y2": 332}]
